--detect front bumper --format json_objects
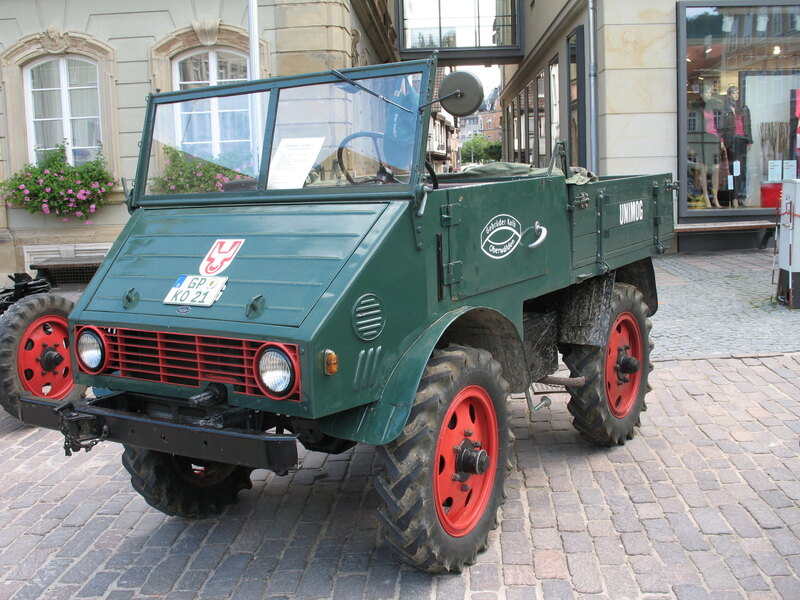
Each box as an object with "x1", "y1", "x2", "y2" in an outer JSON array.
[{"x1": 19, "y1": 393, "x2": 298, "y2": 471}]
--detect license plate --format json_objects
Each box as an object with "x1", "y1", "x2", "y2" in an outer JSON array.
[{"x1": 163, "y1": 275, "x2": 227, "y2": 306}]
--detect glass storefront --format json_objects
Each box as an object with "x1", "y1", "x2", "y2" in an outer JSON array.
[{"x1": 682, "y1": 3, "x2": 800, "y2": 212}]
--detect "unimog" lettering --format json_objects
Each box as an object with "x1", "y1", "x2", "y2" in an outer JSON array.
[{"x1": 619, "y1": 200, "x2": 644, "y2": 225}]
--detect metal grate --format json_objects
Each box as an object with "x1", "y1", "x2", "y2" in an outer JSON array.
[{"x1": 76, "y1": 327, "x2": 300, "y2": 401}]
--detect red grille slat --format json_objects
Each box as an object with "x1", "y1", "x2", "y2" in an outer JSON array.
[{"x1": 75, "y1": 327, "x2": 300, "y2": 401}]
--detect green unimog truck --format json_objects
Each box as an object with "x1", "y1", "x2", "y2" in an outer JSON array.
[{"x1": 12, "y1": 56, "x2": 674, "y2": 572}]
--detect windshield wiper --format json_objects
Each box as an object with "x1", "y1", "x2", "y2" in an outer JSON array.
[{"x1": 330, "y1": 70, "x2": 412, "y2": 113}]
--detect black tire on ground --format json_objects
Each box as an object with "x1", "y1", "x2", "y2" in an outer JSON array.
[
  {"x1": 563, "y1": 282, "x2": 653, "y2": 446},
  {"x1": 121, "y1": 445, "x2": 254, "y2": 518},
  {"x1": 373, "y1": 344, "x2": 510, "y2": 573},
  {"x1": 0, "y1": 293, "x2": 86, "y2": 417}
]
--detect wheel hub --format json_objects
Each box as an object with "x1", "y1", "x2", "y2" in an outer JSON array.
[
  {"x1": 39, "y1": 345, "x2": 66, "y2": 372},
  {"x1": 614, "y1": 345, "x2": 641, "y2": 383},
  {"x1": 453, "y1": 439, "x2": 489, "y2": 482}
]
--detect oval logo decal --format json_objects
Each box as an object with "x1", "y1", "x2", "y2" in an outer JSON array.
[{"x1": 481, "y1": 214, "x2": 522, "y2": 260}]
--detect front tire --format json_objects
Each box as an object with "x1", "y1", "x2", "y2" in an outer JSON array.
[
  {"x1": 563, "y1": 283, "x2": 653, "y2": 446},
  {"x1": 0, "y1": 293, "x2": 86, "y2": 417},
  {"x1": 121, "y1": 446, "x2": 253, "y2": 518},
  {"x1": 373, "y1": 344, "x2": 510, "y2": 572}
]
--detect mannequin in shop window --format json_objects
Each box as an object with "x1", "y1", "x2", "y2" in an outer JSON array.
[
  {"x1": 720, "y1": 85, "x2": 752, "y2": 208},
  {"x1": 691, "y1": 86, "x2": 724, "y2": 208}
]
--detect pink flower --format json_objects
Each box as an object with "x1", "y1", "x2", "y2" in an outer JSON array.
[
  {"x1": 43, "y1": 169, "x2": 50, "y2": 174},
  {"x1": 169, "y1": 184, "x2": 176, "y2": 190},
  {"x1": 42, "y1": 204, "x2": 50, "y2": 214},
  {"x1": 91, "y1": 182, "x2": 100, "y2": 188},
  {"x1": 85, "y1": 220, "x2": 93, "y2": 225},
  {"x1": 38, "y1": 178, "x2": 44, "y2": 185},
  {"x1": 6, "y1": 202, "x2": 12, "y2": 207},
  {"x1": 75, "y1": 211, "x2": 84, "y2": 217},
  {"x1": 45, "y1": 187, "x2": 51, "y2": 193},
  {"x1": 76, "y1": 190, "x2": 89, "y2": 201},
  {"x1": 100, "y1": 187, "x2": 105, "y2": 193},
  {"x1": 75, "y1": 180, "x2": 81, "y2": 185},
  {"x1": 18, "y1": 184, "x2": 25, "y2": 190},
  {"x1": 23, "y1": 190, "x2": 30, "y2": 195},
  {"x1": 216, "y1": 173, "x2": 223, "y2": 179},
  {"x1": 89, "y1": 204, "x2": 96, "y2": 213},
  {"x1": 67, "y1": 189, "x2": 73, "y2": 194},
  {"x1": 62, "y1": 217, "x2": 69, "y2": 222},
  {"x1": 25, "y1": 172, "x2": 31, "y2": 177}
]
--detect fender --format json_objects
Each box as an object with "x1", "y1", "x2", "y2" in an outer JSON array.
[{"x1": 317, "y1": 307, "x2": 472, "y2": 446}]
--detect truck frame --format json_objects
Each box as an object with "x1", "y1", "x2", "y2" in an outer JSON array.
[{"x1": 13, "y1": 56, "x2": 674, "y2": 572}]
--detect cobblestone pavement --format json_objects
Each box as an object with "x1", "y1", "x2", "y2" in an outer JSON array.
[
  {"x1": 653, "y1": 249, "x2": 800, "y2": 359},
  {"x1": 1, "y1": 251, "x2": 799, "y2": 600}
]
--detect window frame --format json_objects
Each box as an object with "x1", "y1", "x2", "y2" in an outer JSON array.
[
  {"x1": 0, "y1": 29, "x2": 119, "y2": 178},
  {"x1": 23, "y1": 55, "x2": 103, "y2": 165}
]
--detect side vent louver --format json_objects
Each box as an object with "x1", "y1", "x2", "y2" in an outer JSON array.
[{"x1": 352, "y1": 294, "x2": 385, "y2": 341}]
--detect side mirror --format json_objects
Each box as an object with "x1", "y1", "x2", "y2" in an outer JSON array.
[{"x1": 437, "y1": 71, "x2": 484, "y2": 117}]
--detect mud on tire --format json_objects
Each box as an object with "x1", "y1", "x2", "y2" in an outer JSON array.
[
  {"x1": 0, "y1": 293, "x2": 86, "y2": 417},
  {"x1": 121, "y1": 445, "x2": 254, "y2": 518},
  {"x1": 373, "y1": 344, "x2": 510, "y2": 572},
  {"x1": 563, "y1": 282, "x2": 653, "y2": 446}
]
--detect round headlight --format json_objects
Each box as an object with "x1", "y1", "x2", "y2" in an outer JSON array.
[
  {"x1": 77, "y1": 329, "x2": 105, "y2": 372},
  {"x1": 257, "y1": 348, "x2": 294, "y2": 395}
]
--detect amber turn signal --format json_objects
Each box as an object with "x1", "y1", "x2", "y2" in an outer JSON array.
[{"x1": 323, "y1": 349, "x2": 339, "y2": 375}]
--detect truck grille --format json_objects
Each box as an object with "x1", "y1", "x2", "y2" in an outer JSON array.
[{"x1": 77, "y1": 327, "x2": 300, "y2": 400}]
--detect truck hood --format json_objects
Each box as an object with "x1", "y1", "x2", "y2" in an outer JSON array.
[{"x1": 82, "y1": 202, "x2": 389, "y2": 327}]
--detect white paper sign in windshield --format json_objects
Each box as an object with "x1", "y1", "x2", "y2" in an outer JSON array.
[{"x1": 267, "y1": 137, "x2": 325, "y2": 189}]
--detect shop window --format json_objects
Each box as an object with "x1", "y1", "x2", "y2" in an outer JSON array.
[
  {"x1": 680, "y1": 3, "x2": 800, "y2": 213},
  {"x1": 24, "y1": 57, "x2": 102, "y2": 165}
]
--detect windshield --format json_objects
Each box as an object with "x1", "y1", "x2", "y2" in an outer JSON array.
[{"x1": 143, "y1": 71, "x2": 423, "y2": 196}]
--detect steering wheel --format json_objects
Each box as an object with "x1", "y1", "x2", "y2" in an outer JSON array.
[
  {"x1": 337, "y1": 131, "x2": 398, "y2": 185},
  {"x1": 336, "y1": 131, "x2": 439, "y2": 189}
]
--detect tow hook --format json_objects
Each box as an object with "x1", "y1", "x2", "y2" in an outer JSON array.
[{"x1": 54, "y1": 402, "x2": 108, "y2": 456}]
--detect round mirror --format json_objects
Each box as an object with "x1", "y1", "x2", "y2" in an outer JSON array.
[{"x1": 438, "y1": 71, "x2": 484, "y2": 117}]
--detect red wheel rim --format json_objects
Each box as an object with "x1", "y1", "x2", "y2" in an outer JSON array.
[
  {"x1": 604, "y1": 311, "x2": 643, "y2": 418},
  {"x1": 16, "y1": 314, "x2": 75, "y2": 400},
  {"x1": 434, "y1": 385, "x2": 498, "y2": 537}
]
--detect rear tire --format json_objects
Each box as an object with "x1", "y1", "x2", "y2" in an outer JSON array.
[
  {"x1": 121, "y1": 446, "x2": 253, "y2": 518},
  {"x1": 0, "y1": 293, "x2": 86, "y2": 417},
  {"x1": 563, "y1": 283, "x2": 653, "y2": 446},
  {"x1": 373, "y1": 344, "x2": 510, "y2": 572}
]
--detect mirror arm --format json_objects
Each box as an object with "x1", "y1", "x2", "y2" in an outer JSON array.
[{"x1": 418, "y1": 90, "x2": 463, "y2": 112}]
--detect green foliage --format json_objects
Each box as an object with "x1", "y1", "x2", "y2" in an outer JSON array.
[
  {"x1": 460, "y1": 134, "x2": 489, "y2": 163},
  {"x1": 486, "y1": 141, "x2": 502, "y2": 162},
  {"x1": 149, "y1": 146, "x2": 250, "y2": 194},
  {"x1": 0, "y1": 146, "x2": 114, "y2": 223}
]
